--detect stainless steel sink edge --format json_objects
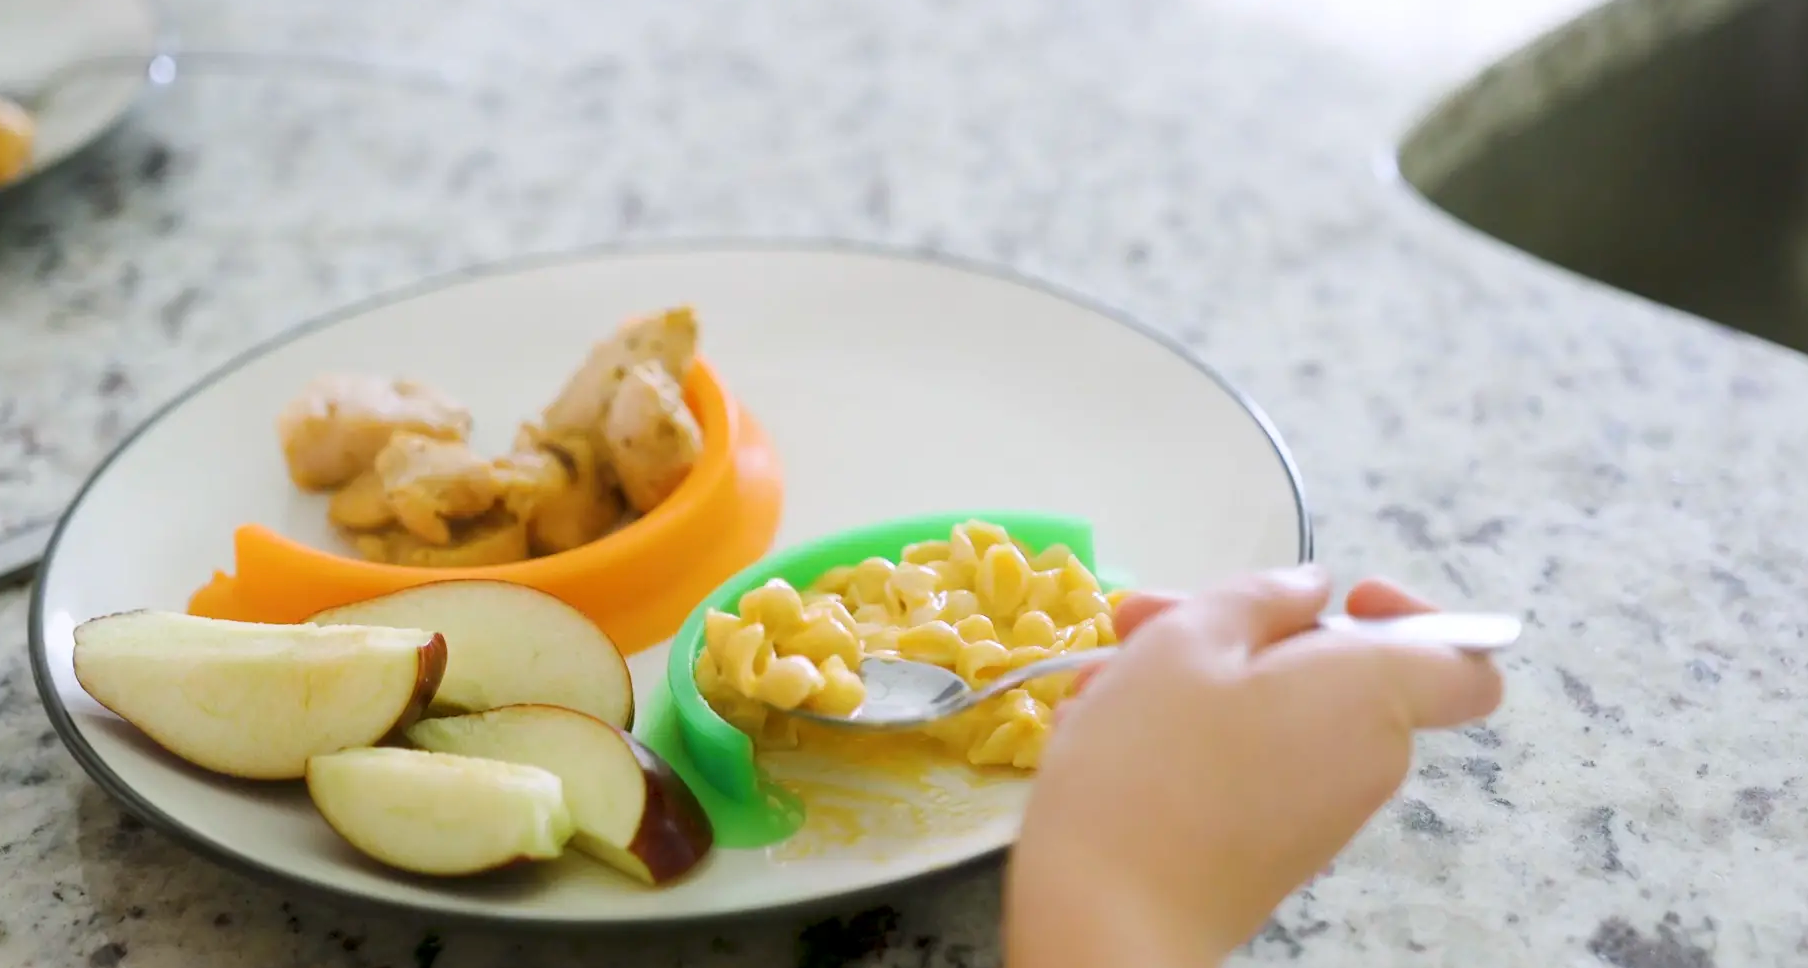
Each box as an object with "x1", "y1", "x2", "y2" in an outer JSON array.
[
  {"x1": 1397, "y1": 0, "x2": 1758, "y2": 196},
  {"x1": 1392, "y1": 0, "x2": 1808, "y2": 357}
]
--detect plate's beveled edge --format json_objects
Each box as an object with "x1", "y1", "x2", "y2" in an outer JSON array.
[{"x1": 27, "y1": 238, "x2": 1314, "y2": 931}]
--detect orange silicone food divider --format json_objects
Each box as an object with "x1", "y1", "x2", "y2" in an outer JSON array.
[{"x1": 186, "y1": 357, "x2": 784, "y2": 656}]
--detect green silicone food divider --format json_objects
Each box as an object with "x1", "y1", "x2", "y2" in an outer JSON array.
[
  {"x1": 631, "y1": 666, "x2": 805, "y2": 848},
  {"x1": 636, "y1": 509, "x2": 1105, "y2": 849}
]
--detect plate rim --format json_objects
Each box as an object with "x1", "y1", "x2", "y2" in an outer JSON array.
[{"x1": 27, "y1": 237, "x2": 1314, "y2": 930}]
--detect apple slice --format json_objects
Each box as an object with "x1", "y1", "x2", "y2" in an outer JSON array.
[
  {"x1": 73, "y1": 611, "x2": 445, "y2": 780},
  {"x1": 406, "y1": 704, "x2": 712, "y2": 885},
  {"x1": 307, "y1": 747, "x2": 573, "y2": 876},
  {"x1": 309, "y1": 581, "x2": 633, "y2": 729}
]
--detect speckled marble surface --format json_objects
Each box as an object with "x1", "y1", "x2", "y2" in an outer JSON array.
[{"x1": 4, "y1": 0, "x2": 1806, "y2": 964}]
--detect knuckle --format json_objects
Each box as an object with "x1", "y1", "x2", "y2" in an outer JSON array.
[
  {"x1": 1221, "y1": 571, "x2": 1297, "y2": 603},
  {"x1": 1192, "y1": 575, "x2": 1292, "y2": 625}
]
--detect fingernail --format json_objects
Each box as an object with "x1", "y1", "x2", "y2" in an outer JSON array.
[{"x1": 1267, "y1": 563, "x2": 1328, "y2": 593}]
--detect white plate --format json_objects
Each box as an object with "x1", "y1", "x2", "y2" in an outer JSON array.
[
  {"x1": 1, "y1": 0, "x2": 158, "y2": 185},
  {"x1": 29, "y1": 243, "x2": 1309, "y2": 927}
]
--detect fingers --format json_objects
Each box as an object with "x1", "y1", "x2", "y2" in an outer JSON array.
[
  {"x1": 1117, "y1": 575, "x2": 1428, "y2": 644},
  {"x1": 1157, "y1": 564, "x2": 1333, "y2": 660},
  {"x1": 1085, "y1": 571, "x2": 1502, "y2": 734},
  {"x1": 1075, "y1": 566, "x2": 1329, "y2": 697},
  {"x1": 1280, "y1": 633, "x2": 1504, "y2": 730},
  {"x1": 1344, "y1": 578, "x2": 1435, "y2": 619},
  {"x1": 1338, "y1": 578, "x2": 1502, "y2": 727},
  {"x1": 1112, "y1": 592, "x2": 1185, "y2": 641},
  {"x1": 1370, "y1": 645, "x2": 1504, "y2": 729},
  {"x1": 1076, "y1": 591, "x2": 1185, "y2": 695}
]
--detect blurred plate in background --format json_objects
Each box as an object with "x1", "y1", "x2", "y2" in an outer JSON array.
[{"x1": 1, "y1": 0, "x2": 159, "y2": 187}]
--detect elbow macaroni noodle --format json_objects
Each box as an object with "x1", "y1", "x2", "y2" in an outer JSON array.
[{"x1": 695, "y1": 520, "x2": 1129, "y2": 769}]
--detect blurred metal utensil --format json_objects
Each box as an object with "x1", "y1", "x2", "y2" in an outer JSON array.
[
  {"x1": 782, "y1": 611, "x2": 1523, "y2": 732},
  {"x1": 0, "y1": 48, "x2": 477, "y2": 112},
  {"x1": 0, "y1": 515, "x2": 54, "y2": 588}
]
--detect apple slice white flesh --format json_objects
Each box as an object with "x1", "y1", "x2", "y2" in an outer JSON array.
[
  {"x1": 73, "y1": 611, "x2": 446, "y2": 780},
  {"x1": 306, "y1": 747, "x2": 573, "y2": 876},
  {"x1": 406, "y1": 704, "x2": 712, "y2": 885},
  {"x1": 309, "y1": 580, "x2": 633, "y2": 729}
]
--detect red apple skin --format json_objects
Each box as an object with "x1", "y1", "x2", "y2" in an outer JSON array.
[
  {"x1": 623, "y1": 733, "x2": 714, "y2": 884},
  {"x1": 407, "y1": 702, "x2": 714, "y2": 884},
  {"x1": 501, "y1": 702, "x2": 713, "y2": 884},
  {"x1": 383, "y1": 632, "x2": 448, "y2": 743}
]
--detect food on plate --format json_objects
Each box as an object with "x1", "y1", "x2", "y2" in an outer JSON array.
[
  {"x1": 72, "y1": 611, "x2": 445, "y2": 780},
  {"x1": 277, "y1": 374, "x2": 473, "y2": 491},
  {"x1": 604, "y1": 362, "x2": 705, "y2": 513},
  {"x1": 0, "y1": 97, "x2": 33, "y2": 186},
  {"x1": 541, "y1": 305, "x2": 699, "y2": 446},
  {"x1": 350, "y1": 508, "x2": 532, "y2": 568},
  {"x1": 308, "y1": 580, "x2": 634, "y2": 729},
  {"x1": 325, "y1": 468, "x2": 395, "y2": 530},
  {"x1": 75, "y1": 585, "x2": 719, "y2": 885},
  {"x1": 503, "y1": 425, "x2": 623, "y2": 555},
  {"x1": 407, "y1": 704, "x2": 713, "y2": 885},
  {"x1": 372, "y1": 432, "x2": 504, "y2": 545},
  {"x1": 279, "y1": 306, "x2": 702, "y2": 566},
  {"x1": 306, "y1": 747, "x2": 573, "y2": 876},
  {"x1": 695, "y1": 520, "x2": 1127, "y2": 770}
]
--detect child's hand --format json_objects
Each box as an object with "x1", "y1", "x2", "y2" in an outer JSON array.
[{"x1": 1005, "y1": 565, "x2": 1504, "y2": 967}]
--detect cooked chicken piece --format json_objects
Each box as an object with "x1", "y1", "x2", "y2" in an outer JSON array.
[
  {"x1": 540, "y1": 306, "x2": 698, "y2": 442},
  {"x1": 603, "y1": 362, "x2": 703, "y2": 513},
  {"x1": 511, "y1": 421, "x2": 552, "y2": 457},
  {"x1": 277, "y1": 374, "x2": 472, "y2": 491},
  {"x1": 326, "y1": 469, "x2": 395, "y2": 531},
  {"x1": 353, "y1": 510, "x2": 530, "y2": 568},
  {"x1": 499, "y1": 425, "x2": 624, "y2": 555},
  {"x1": 374, "y1": 432, "x2": 502, "y2": 545},
  {"x1": 492, "y1": 443, "x2": 570, "y2": 521}
]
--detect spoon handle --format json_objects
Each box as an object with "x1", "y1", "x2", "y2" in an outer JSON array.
[
  {"x1": 969, "y1": 611, "x2": 1520, "y2": 703},
  {"x1": 969, "y1": 648, "x2": 1117, "y2": 702},
  {"x1": 1317, "y1": 612, "x2": 1522, "y2": 651}
]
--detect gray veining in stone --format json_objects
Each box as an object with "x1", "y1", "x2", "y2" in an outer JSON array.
[{"x1": 3, "y1": 0, "x2": 1805, "y2": 964}]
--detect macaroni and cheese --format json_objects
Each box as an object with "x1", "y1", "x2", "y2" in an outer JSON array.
[{"x1": 695, "y1": 520, "x2": 1129, "y2": 770}]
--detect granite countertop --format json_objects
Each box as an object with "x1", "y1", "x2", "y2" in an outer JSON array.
[{"x1": 3, "y1": 0, "x2": 1804, "y2": 964}]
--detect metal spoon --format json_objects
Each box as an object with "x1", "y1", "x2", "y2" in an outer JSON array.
[{"x1": 783, "y1": 611, "x2": 1522, "y2": 732}]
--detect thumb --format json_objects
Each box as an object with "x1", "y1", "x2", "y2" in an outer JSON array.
[
  {"x1": 1111, "y1": 592, "x2": 1184, "y2": 641},
  {"x1": 1378, "y1": 646, "x2": 1504, "y2": 729},
  {"x1": 1288, "y1": 637, "x2": 1505, "y2": 730}
]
